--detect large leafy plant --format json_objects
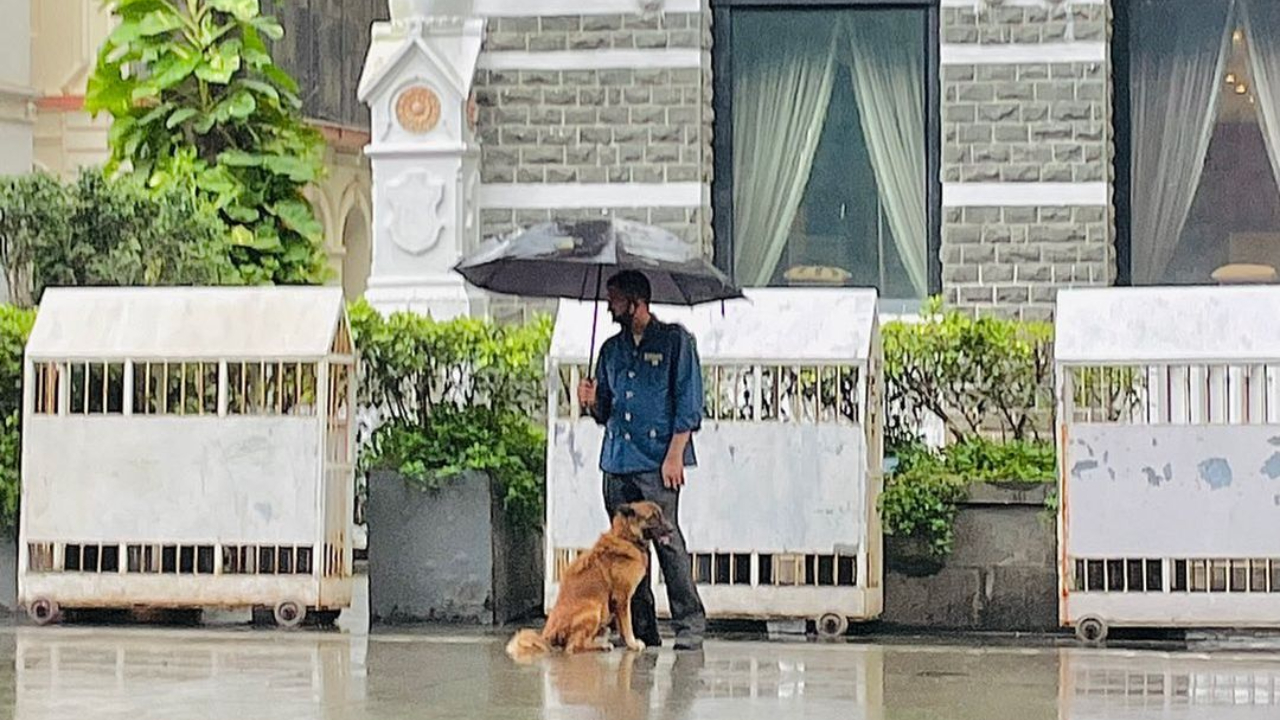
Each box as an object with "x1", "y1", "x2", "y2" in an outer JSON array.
[
  {"x1": 86, "y1": 0, "x2": 329, "y2": 285},
  {"x1": 349, "y1": 301, "x2": 553, "y2": 531}
]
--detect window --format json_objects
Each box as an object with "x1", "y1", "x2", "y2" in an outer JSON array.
[
  {"x1": 1118, "y1": 0, "x2": 1280, "y2": 286},
  {"x1": 712, "y1": 0, "x2": 940, "y2": 299}
]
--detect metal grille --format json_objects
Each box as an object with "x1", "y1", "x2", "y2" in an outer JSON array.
[
  {"x1": 1069, "y1": 557, "x2": 1280, "y2": 593},
  {"x1": 1067, "y1": 364, "x2": 1280, "y2": 425},
  {"x1": 557, "y1": 363, "x2": 864, "y2": 425},
  {"x1": 222, "y1": 545, "x2": 313, "y2": 575}
]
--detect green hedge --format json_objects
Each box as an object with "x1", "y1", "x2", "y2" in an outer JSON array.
[
  {"x1": 880, "y1": 300, "x2": 1057, "y2": 558},
  {"x1": 349, "y1": 301, "x2": 553, "y2": 531}
]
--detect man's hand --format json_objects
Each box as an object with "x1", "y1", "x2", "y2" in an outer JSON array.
[
  {"x1": 662, "y1": 452, "x2": 685, "y2": 489},
  {"x1": 577, "y1": 379, "x2": 597, "y2": 408}
]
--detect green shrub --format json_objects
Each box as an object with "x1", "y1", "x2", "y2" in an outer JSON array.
[
  {"x1": 349, "y1": 301, "x2": 552, "y2": 531},
  {"x1": 883, "y1": 297, "x2": 1054, "y2": 448},
  {"x1": 0, "y1": 169, "x2": 242, "y2": 305},
  {"x1": 0, "y1": 306, "x2": 36, "y2": 534}
]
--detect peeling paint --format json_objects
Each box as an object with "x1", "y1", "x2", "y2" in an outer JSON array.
[
  {"x1": 254, "y1": 503, "x2": 273, "y2": 523},
  {"x1": 1263, "y1": 453, "x2": 1280, "y2": 480},
  {"x1": 1270, "y1": 436, "x2": 1280, "y2": 447},
  {"x1": 1198, "y1": 458, "x2": 1233, "y2": 490},
  {"x1": 1071, "y1": 460, "x2": 1099, "y2": 479},
  {"x1": 1142, "y1": 467, "x2": 1163, "y2": 487}
]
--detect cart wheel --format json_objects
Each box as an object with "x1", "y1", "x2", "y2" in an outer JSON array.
[
  {"x1": 815, "y1": 613, "x2": 849, "y2": 639},
  {"x1": 28, "y1": 598, "x2": 60, "y2": 626},
  {"x1": 1075, "y1": 617, "x2": 1108, "y2": 645},
  {"x1": 273, "y1": 600, "x2": 307, "y2": 629}
]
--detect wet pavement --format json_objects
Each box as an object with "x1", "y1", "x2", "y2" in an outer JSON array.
[{"x1": 2, "y1": 625, "x2": 1280, "y2": 719}]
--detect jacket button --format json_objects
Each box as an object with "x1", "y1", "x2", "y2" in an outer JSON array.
[
  {"x1": 628, "y1": 371, "x2": 636, "y2": 379},
  {"x1": 624, "y1": 433, "x2": 631, "y2": 441},
  {"x1": 624, "y1": 412, "x2": 632, "y2": 421},
  {"x1": 625, "y1": 391, "x2": 634, "y2": 399},
  {"x1": 648, "y1": 429, "x2": 657, "y2": 439}
]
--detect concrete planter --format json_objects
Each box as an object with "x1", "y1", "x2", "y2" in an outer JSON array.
[
  {"x1": 883, "y1": 481, "x2": 1057, "y2": 632},
  {"x1": 366, "y1": 469, "x2": 542, "y2": 625}
]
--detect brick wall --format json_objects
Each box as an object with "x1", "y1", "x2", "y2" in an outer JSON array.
[
  {"x1": 941, "y1": 3, "x2": 1105, "y2": 45},
  {"x1": 939, "y1": 1, "x2": 1115, "y2": 320},
  {"x1": 474, "y1": 11, "x2": 707, "y2": 246},
  {"x1": 474, "y1": 66, "x2": 703, "y2": 187},
  {"x1": 942, "y1": 62, "x2": 1107, "y2": 185}
]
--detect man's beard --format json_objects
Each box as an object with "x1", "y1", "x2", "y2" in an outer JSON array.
[
  {"x1": 611, "y1": 309, "x2": 634, "y2": 329},
  {"x1": 611, "y1": 303, "x2": 635, "y2": 329}
]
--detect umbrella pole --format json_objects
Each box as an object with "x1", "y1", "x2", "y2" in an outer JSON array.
[{"x1": 587, "y1": 264, "x2": 604, "y2": 377}]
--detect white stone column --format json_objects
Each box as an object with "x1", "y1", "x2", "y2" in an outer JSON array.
[{"x1": 358, "y1": 0, "x2": 486, "y2": 319}]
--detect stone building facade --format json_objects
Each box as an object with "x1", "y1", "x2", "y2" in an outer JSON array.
[{"x1": 375, "y1": 0, "x2": 1119, "y2": 322}]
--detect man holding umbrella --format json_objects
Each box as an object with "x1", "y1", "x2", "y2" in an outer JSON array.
[
  {"x1": 454, "y1": 218, "x2": 741, "y2": 651},
  {"x1": 577, "y1": 269, "x2": 706, "y2": 651}
]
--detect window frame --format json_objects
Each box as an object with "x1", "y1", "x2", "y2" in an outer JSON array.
[
  {"x1": 710, "y1": 0, "x2": 943, "y2": 296},
  {"x1": 1112, "y1": 0, "x2": 1134, "y2": 286}
]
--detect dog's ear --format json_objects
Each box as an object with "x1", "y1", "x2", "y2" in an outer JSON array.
[{"x1": 617, "y1": 504, "x2": 637, "y2": 519}]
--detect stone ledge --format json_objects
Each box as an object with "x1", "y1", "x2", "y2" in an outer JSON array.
[{"x1": 963, "y1": 481, "x2": 1053, "y2": 506}]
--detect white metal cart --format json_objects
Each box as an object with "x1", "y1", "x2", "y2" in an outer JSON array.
[
  {"x1": 19, "y1": 287, "x2": 357, "y2": 627},
  {"x1": 1056, "y1": 286, "x2": 1280, "y2": 643},
  {"x1": 546, "y1": 288, "x2": 884, "y2": 636}
]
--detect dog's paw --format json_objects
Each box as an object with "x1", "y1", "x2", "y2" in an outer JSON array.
[{"x1": 626, "y1": 639, "x2": 646, "y2": 652}]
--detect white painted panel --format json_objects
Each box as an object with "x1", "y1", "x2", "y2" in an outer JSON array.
[
  {"x1": 19, "y1": 574, "x2": 322, "y2": 608},
  {"x1": 941, "y1": 42, "x2": 1106, "y2": 64},
  {"x1": 479, "y1": 48, "x2": 701, "y2": 70},
  {"x1": 549, "y1": 420, "x2": 867, "y2": 553},
  {"x1": 551, "y1": 288, "x2": 878, "y2": 364},
  {"x1": 1057, "y1": 287, "x2": 1280, "y2": 364},
  {"x1": 478, "y1": 181, "x2": 702, "y2": 209},
  {"x1": 1064, "y1": 424, "x2": 1280, "y2": 557},
  {"x1": 1065, "y1": 592, "x2": 1280, "y2": 630},
  {"x1": 475, "y1": 0, "x2": 701, "y2": 15},
  {"x1": 942, "y1": 182, "x2": 1108, "y2": 207},
  {"x1": 27, "y1": 287, "x2": 345, "y2": 361},
  {"x1": 24, "y1": 416, "x2": 321, "y2": 543}
]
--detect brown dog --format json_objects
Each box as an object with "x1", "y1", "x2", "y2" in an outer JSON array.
[{"x1": 506, "y1": 501, "x2": 673, "y2": 660}]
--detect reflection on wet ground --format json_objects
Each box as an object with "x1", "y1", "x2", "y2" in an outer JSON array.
[{"x1": 4, "y1": 626, "x2": 1280, "y2": 719}]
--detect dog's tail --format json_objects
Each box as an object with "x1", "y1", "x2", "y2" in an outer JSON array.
[{"x1": 505, "y1": 629, "x2": 552, "y2": 661}]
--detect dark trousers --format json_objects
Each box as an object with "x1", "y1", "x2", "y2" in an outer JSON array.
[{"x1": 603, "y1": 471, "x2": 706, "y2": 642}]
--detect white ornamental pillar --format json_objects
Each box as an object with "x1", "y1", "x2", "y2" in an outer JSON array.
[{"x1": 357, "y1": 0, "x2": 486, "y2": 319}]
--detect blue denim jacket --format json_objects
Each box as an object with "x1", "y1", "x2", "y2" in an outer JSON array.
[{"x1": 591, "y1": 318, "x2": 703, "y2": 474}]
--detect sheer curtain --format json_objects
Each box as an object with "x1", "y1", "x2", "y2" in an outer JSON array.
[
  {"x1": 843, "y1": 11, "x2": 929, "y2": 297},
  {"x1": 1130, "y1": 0, "x2": 1235, "y2": 284},
  {"x1": 731, "y1": 18, "x2": 838, "y2": 286},
  {"x1": 1242, "y1": 0, "x2": 1280, "y2": 197}
]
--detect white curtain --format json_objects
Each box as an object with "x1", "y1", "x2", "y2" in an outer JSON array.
[
  {"x1": 843, "y1": 12, "x2": 929, "y2": 297},
  {"x1": 732, "y1": 21, "x2": 837, "y2": 286},
  {"x1": 1242, "y1": 0, "x2": 1280, "y2": 198},
  {"x1": 1130, "y1": 0, "x2": 1235, "y2": 284}
]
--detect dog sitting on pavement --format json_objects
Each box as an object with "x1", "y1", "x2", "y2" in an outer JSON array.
[{"x1": 506, "y1": 501, "x2": 673, "y2": 660}]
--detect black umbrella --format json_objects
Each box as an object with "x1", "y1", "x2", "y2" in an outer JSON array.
[{"x1": 454, "y1": 218, "x2": 743, "y2": 372}]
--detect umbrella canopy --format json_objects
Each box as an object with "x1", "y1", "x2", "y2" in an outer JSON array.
[{"x1": 453, "y1": 218, "x2": 743, "y2": 305}]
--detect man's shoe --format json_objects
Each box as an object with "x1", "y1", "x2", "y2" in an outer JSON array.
[{"x1": 673, "y1": 635, "x2": 702, "y2": 651}]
